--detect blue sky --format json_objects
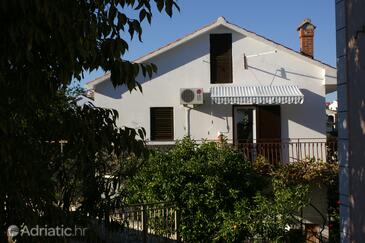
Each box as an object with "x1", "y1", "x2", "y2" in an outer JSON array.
[{"x1": 80, "y1": 0, "x2": 337, "y2": 100}]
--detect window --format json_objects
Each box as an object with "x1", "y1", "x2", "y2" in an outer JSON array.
[
  {"x1": 150, "y1": 107, "x2": 174, "y2": 141},
  {"x1": 210, "y1": 33, "x2": 233, "y2": 84}
]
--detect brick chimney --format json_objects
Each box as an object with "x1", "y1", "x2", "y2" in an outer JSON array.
[{"x1": 297, "y1": 18, "x2": 316, "y2": 58}]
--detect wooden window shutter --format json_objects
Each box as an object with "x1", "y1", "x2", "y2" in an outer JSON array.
[
  {"x1": 210, "y1": 34, "x2": 233, "y2": 84},
  {"x1": 150, "y1": 107, "x2": 174, "y2": 141},
  {"x1": 257, "y1": 105, "x2": 281, "y2": 140}
]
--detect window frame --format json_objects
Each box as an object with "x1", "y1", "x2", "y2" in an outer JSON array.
[
  {"x1": 150, "y1": 107, "x2": 174, "y2": 141},
  {"x1": 210, "y1": 33, "x2": 233, "y2": 84}
]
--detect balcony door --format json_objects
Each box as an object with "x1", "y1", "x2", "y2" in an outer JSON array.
[
  {"x1": 256, "y1": 106, "x2": 281, "y2": 141},
  {"x1": 234, "y1": 105, "x2": 281, "y2": 163},
  {"x1": 256, "y1": 105, "x2": 281, "y2": 163},
  {"x1": 233, "y1": 107, "x2": 256, "y2": 144}
]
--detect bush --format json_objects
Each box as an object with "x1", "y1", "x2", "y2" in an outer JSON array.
[
  {"x1": 127, "y1": 137, "x2": 338, "y2": 242},
  {"x1": 128, "y1": 138, "x2": 262, "y2": 242},
  {"x1": 215, "y1": 183, "x2": 309, "y2": 242}
]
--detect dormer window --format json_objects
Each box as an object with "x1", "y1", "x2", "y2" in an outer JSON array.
[{"x1": 210, "y1": 33, "x2": 232, "y2": 84}]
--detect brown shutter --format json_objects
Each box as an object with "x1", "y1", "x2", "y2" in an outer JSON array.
[
  {"x1": 257, "y1": 105, "x2": 281, "y2": 140},
  {"x1": 150, "y1": 107, "x2": 174, "y2": 141},
  {"x1": 256, "y1": 105, "x2": 281, "y2": 164},
  {"x1": 210, "y1": 34, "x2": 233, "y2": 84}
]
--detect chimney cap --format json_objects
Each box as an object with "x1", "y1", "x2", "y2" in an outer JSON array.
[{"x1": 297, "y1": 18, "x2": 316, "y2": 31}]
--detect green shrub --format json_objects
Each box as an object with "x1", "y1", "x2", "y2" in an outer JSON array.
[
  {"x1": 128, "y1": 138, "x2": 262, "y2": 242},
  {"x1": 127, "y1": 137, "x2": 338, "y2": 242},
  {"x1": 215, "y1": 183, "x2": 309, "y2": 242}
]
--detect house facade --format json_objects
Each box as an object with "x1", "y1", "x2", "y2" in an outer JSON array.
[{"x1": 87, "y1": 17, "x2": 336, "y2": 162}]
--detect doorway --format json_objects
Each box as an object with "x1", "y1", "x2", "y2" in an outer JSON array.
[
  {"x1": 233, "y1": 106, "x2": 256, "y2": 143},
  {"x1": 233, "y1": 105, "x2": 281, "y2": 163}
]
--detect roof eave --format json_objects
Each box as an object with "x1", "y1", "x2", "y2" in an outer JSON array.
[
  {"x1": 222, "y1": 21, "x2": 335, "y2": 70},
  {"x1": 86, "y1": 19, "x2": 223, "y2": 88},
  {"x1": 134, "y1": 20, "x2": 222, "y2": 63},
  {"x1": 85, "y1": 72, "x2": 111, "y2": 88},
  {"x1": 87, "y1": 17, "x2": 336, "y2": 88}
]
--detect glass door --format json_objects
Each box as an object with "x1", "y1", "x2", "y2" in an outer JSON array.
[
  {"x1": 233, "y1": 107, "x2": 256, "y2": 144},
  {"x1": 234, "y1": 106, "x2": 256, "y2": 162}
]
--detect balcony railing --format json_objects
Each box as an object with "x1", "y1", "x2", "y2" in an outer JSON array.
[
  {"x1": 235, "y1": 138, "x2": 337, "y2": 164},
  {"x1": 147, "y1": 138, "x2": 338, "y2": 164}
]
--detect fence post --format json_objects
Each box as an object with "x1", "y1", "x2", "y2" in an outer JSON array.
[
  {"x1": 175, "y1": 208, "x2": 181, "y2": 242},
  {"x1": 142, "y1": 204, "x2": 148, "y2": 243}
]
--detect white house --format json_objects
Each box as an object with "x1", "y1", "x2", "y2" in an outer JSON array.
[{"x1": 86, "y1": 17, "x2": 336, "y2": 163}]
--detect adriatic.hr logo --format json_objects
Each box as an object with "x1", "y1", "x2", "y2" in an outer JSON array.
[{"x1": 7, "y1": 224, "x2": 87, "y2": 238}]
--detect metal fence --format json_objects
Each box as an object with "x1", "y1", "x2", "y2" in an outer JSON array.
[{"x1": 112, "y1": 202, "x2": 180, "y2": 243}]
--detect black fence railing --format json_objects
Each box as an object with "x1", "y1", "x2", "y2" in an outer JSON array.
[{"x1": 112, "y1": 202, "x2": 180, "y2": 243}]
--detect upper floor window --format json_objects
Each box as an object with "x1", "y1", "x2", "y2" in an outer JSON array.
[
  {"x1": 210, "y1": 33, "x2": 233, "y2": 84},
  {"x1": 150, "y1": 107, "x2": 174, "y2": 141}
]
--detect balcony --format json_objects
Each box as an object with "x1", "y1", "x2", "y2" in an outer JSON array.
[
  {"x1": 147, "y1": 138, "x2": 338, "y2": 164},
  {"x1": 236, "y1": 138, "x2": 337, "y2": 164}
]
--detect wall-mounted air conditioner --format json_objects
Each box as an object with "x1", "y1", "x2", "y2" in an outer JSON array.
[{"x1": 180, "y1": 88, "x2": 204, "y2": 105}]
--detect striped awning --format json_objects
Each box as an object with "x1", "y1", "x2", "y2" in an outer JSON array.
[{"x1": 210, "y1": 85, "x2": 304, "y2": 105}]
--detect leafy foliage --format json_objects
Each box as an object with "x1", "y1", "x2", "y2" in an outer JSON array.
[
  {"x1": 215, "y1": 184, "x2": 309, "y2": 242},
  {"x1": 216, "y1": 157, "x2": 339, "y2": 243},
  {"x1": 271, "y1": 158, "x2": 339, "y2": 186},
  {"x1": 127, "y1": 138, "x2": 339, "y2": 242},
  {"x1": 1, "y1": 0, "x2": 179, "y2": 91},
  {"x1": 1, "y1": 88, "x2": 148, "y2": 242},
  {"x1": 128, "y1": 138, "x2": 262, "y2": 242},
  {"x1": 0, "y1": 0, "x2": 178, "y2": 241},
  {"x1": 327, "y1": 177, "x2": 340, "y2": 243}
]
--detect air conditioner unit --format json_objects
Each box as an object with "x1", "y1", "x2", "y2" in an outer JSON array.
[{"x1": 180, "y1": 88, "x2": 204, "y2": 105}]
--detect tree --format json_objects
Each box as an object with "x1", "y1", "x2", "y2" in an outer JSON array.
[
  {"x1": 0, "y1": 0, "x2": 179, "y2": 241},
  {"x1": 127, "y1": 138, "x2": 263, "y2": 242}
]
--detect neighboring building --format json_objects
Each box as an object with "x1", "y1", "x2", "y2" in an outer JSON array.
[
  {"x1": 329, "y1": 100, "x2": 338, "y2": 111},
  {"x1": 87, "y1": 17, "x2": 336, "y2": 164},
  {"x1": 336, "y1": 0, "x2": 365, "y2": 242},
  {"x1": 326, "y1": 100, "x2": 338, "y2": 134},
  {"x1": 326, "y1": 108, "x2": 338, "y2": 134}
]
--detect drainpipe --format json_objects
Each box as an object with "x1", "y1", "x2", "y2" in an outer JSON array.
[{"x1": 184, "y1": 105, "x2": 192, "y2": 137}]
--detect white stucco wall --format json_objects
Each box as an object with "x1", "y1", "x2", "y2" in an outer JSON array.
[{"x1": 92, "y1": 25, "x2": 329, "y2": 143}]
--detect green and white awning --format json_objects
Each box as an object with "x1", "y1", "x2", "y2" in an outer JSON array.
[{"x1": 210, "y1": 85, "x2": 304, "y2": 105}]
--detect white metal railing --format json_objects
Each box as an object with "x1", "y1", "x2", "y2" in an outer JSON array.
[{"x1": 147, "y1": 138, "x2": 338, "y2": 164}]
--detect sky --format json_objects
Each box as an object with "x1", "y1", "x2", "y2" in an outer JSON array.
[{"x1": 80, "y1": 0, "x2": 337, "y2": 101}]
